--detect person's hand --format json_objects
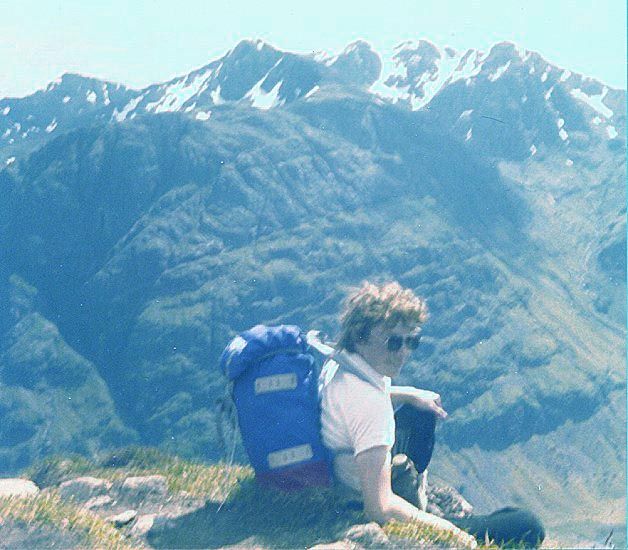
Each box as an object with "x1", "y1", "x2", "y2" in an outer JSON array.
[{"x1": 410, "y1": 389, "x2": 448, "y2": 419}]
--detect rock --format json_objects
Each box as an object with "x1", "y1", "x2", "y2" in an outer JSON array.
[
  {"x1": 426, "y1": 502, "x2": 445, "y2": 517},
  {"x1": 106, "y1": 509, "x2": 138, "y2": 527},
  {"x1": 58, "y1": 477, "x2": 112, "y2": 503},
  {"x1": 427, "y1": 484, "x2": 473, "y2": 519},
  {"x1": 343, "y1": 522, "x2": 389, "y2": 548},
  {"x1": 220, "y1": 535, "x2": 268, "y2": 548},
  {"x1": 119, "y1": 475, "x2": 168, "y2": 504},
  {"x1": 0, "y1": 478, "x2": 39, "y2": 498},
  {"x1": 82, "y1": 494, "x2": 113, "y2": 510},
  {"x1": 309, "y1": 541, "x2": 354, "y2": 549},
  {"x1": 130, "y1": 513, "x2": 156, "y2": 536}
]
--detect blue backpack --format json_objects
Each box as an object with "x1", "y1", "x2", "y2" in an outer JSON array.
[{"x1": 219, "y1": 324, "x2": 335, "y2": 490}]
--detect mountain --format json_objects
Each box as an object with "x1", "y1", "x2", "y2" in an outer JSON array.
[
  {"x1": 2, "y1": 39, "x2": 623, "y2": 166},
  {"x1": 0, "y1": 39, "x2": 378, "y2": 165},
  {"x1": 0, "y1": 39, "x2": 624, "y2": 546}
]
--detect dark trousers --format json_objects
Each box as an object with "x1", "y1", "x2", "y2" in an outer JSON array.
[
  {"x1": 392, "y1": 404, "x2": 436, "y2": 474},
  {"x1": 390, "y1": 404, "x2": 545, "y2": 547}
]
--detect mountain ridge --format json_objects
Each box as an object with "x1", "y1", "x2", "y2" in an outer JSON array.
[
  {"x1": 0, "y1": 38, "x2": 624, "y2": 545},
  {"x1": 1, "y1": 39, "x2": 624, "y2": 167}
]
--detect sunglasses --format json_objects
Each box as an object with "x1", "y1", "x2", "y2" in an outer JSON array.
[{"x1": 386, "y1": 334, "x2": 421, "y2": 352}]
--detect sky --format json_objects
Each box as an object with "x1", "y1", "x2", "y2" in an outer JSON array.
[{"x1": 3, "y1": 0, "x2": 626, "y2": 98}]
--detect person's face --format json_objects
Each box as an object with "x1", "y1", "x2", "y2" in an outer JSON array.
[{"x1": 354, "y1": 322, "x2": 421, "y2": 377}]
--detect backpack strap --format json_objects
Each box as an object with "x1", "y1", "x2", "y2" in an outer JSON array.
[{"x1": 305, "y1": 330, "x2": 378, "y2": 387}]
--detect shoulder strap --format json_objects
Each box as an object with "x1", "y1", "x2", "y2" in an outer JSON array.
[
  {"x1": 306, "y1": 330, "x2": 381, "y2": 388},
  {"x1": 305, "y1": 330, "x2": 335, "y2": 359},
  {"x1": 332, "y1": 350, "x2": 380, "y2": 387}
]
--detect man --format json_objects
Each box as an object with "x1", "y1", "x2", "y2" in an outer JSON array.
[{"x1": 319, "y1": 281, "x2": 474, "y2": 543}]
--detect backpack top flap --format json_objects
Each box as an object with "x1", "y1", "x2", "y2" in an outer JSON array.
[{"x1": 220, "y1": 324, "x2": 307, "y2": 381}]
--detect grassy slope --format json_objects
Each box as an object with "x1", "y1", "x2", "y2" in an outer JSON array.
[{"x1": 1, "y1": 449, "x2": 499, "y2": 549}]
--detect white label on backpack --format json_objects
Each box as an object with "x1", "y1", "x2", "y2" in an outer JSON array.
[
  {"x1": 267, "y1": 444, "x2": 313, "y2": 469},
  {"x1": 254, "y1": 373, "x2": 297, "y2": 394}
]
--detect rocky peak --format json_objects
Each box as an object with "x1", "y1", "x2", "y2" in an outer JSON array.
[
  {"x1": 327, "y1": 40, "x2": 382, "y2": 87},
  {"x1": 1, "y1": 38, "x2": 624, "y2": 167}
]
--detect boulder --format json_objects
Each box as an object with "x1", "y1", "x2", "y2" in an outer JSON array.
[
  {"x1": 309, "y1": 541, "x2": 354, "y2": 549},
  {"x1": 130, "y1": 513, "x2": 157, "y2": 536},
  {"x1": 427, "y1": 485, "x2": 473, "y2": 519},
  {"x1": 106, "y1": 509, "x2": 138, "y2": 527},
  {"x1": 0, "y1": 478, "x2": 39, "y2": 498},
  {"x1": 119, "y1": 475, "x2": 168, "y2": 504},
  {"x1": 82, "y1": 494, "x2": 113, "y2": 510},
  {"x1": 58, "y1": 477, "x2": 112, "y2": 503},
  {"x1": 343, "y1": 522, "x2": 389, "y2": 547}
]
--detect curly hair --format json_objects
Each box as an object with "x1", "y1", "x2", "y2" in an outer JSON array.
[{"x1": 337, "y1": 281, "x2": 428, "y2": 353}]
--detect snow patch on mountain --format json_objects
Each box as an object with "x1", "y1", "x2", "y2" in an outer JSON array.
[
  {"x1": 370, "y1": 50, "x2": 409, "y2": 100},
  {"x1": 195, "y1": 110, "x2": 211, "y2": 121},
  {"x1": 449, "y1": 50, "x2": 485, "y2": 85},
  {"x1": 102, "y1": 85, "x2": 111, "y2": 106},
  {"x1": 210, "y1": 85, "x2": 224, "y2": 106},
  {"x1": 114, "y1": 94, "x2": 145, "y2": 122},
  {"x1": 323, "y1": 54, "x2": 338, "y2": 67},
  {"x1": 607, "y1": 126, "x2": 618, "y2": 139},
  {"x1": 559, "y1": 128, "x2": 568, "y2": 141},
  {"x1": 369, "y1": 40, "x2": 460, "y2": 111},
  {"x1": 2, "y1": 107, "x2": 9, "y2": 115},
  {"x1": 371, "y1": 40, "x2": 477, "y2": 111},
  {"x1": 370, "y1": 76, "x2": 408, "y2": 102},
  {"x1": 63, "y1": 96, "x2": 71, "y2": 104},
  {"x1": 146, "y1": 70, "x2": 212, "y2": 113},
  {"x1": 570, "y1": 87, "x2": 613, "y2": 118},
  {"x1": 46, "y1": 119, "x2": 58, "y2": 133},
  {"x1": 530, "y1": 144, "x2": 537, "y2": 155},
  {"x1": 86, "y1": 90, "x2": 97, "y2": 104},
  {"x1": 412, "y1": 48, "x2": 461, "y2": 110},
  {"x1": 246, "y1": 78, "x2": 284, "y2": 110},
  {"x1": 488, "y1": 61, "x2": 511, "y2": 82},
  {"x1": 304, "y1": 85, "x2": 320, "y2": 99},
  {"x1": 5, "y1": 156, "x2": 15, "y2": 165}
]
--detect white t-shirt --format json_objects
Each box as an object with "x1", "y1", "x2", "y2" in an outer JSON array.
[{"x1": 319, "y1": 350, "x2": 395, "y2": 492}]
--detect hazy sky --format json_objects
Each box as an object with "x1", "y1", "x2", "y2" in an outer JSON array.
[{"x1": 3, "y1": 0, "x2": 626, "y2": 98}]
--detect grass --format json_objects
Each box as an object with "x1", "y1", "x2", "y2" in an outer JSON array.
[
  {"x1": 385, "y1": 519, "x2": 489, "y2": 548},
  {"x1": 10, "y1": 447, "x2": 533, "y2": 549},
  {"x1": 25, "y1": 446, "x2": 252, "y2": 500},
  {"x1": 0, "y1": 491, "x2": 135, "y2": 549}
]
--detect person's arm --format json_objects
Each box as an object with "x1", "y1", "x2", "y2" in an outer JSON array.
[
  {"x1": 390, "y1": 386, "x2": 448, "y2": 419},
  {"x1": 355, "y1": 445, "x2": 476, "y2": 547}
]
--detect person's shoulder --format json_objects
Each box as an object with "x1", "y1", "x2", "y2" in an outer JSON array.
[{"x1": 335, "y1": 371, "x2": 386, "y2": 405}]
